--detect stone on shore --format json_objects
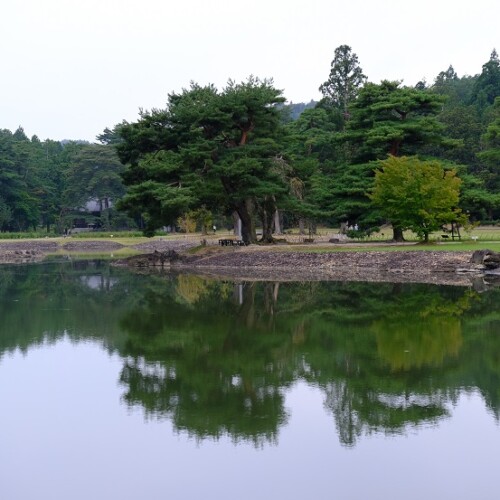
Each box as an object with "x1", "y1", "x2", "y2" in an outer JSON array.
[{"x1": 470, "y1": 249, "x2": 500, "y2": 270}]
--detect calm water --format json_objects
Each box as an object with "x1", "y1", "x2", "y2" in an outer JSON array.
[{"x1": 1, "y1": 261, "x2": 500, "y2": 500}]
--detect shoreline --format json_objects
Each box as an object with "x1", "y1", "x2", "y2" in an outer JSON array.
[
  {"x1": 0, "y1": 238, "x2": 494, "y2": 288},
  {"x1": 166, "y1": 246, "x2": 485, "y2": 287}
]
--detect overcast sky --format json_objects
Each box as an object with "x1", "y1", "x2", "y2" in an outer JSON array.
[{"x1": 0, "y1": 0, "x2": 498, "y2": 142}]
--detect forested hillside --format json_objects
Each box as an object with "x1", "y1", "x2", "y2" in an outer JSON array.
[{"x1": 1, "y1": 46, "x2": 499, "y2": 240}]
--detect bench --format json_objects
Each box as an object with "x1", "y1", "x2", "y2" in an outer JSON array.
[{"x1": 218, "y1": 239, "x2": 247, "y2": 246}]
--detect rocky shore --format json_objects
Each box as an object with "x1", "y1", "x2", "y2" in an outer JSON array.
[
  {"x1": 114, "y1": 244, "x2": 494, "y2": 287},
  {"x1": 2, "y1": 238, "x2": 499, "y2": 287}
]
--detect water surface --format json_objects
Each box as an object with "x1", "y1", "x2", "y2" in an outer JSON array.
[{"x1": 1, "y1": 262, "x2": 499, "y2": 499}]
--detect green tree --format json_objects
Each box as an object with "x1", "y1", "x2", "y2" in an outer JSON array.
[
  {"x1": 471, "y1": 49, "x2": 500, "y2": 112},
  {"x1": 478, "y1": 97, "x2": 500, "y2": 172},
  {"x1": 96, "y1": 122, "x2": 126, "y2": 145},
  {"x1": 0, "y1": 195, "x2": 12, "y2": 229},
  {"x1": 64, "y1": 144, "x2": 125, "y2": 211},
  {"x1": 425, "y1": 64, "x2": 496, "y2": 221},
  {"x1": 283, "y1": 106, "x2": 345, "y2": 231},
  {"x1": 346, "y1": 80, "x2": 446, "y2": 161},
  {"x1": 334, "y1": 81, "x2": 447, "y2": 239},
  {"x1": 432, "y1": 65, "x2": 477, "y2": 107},
  {"x1": 0, "y1": 128, "x2": 74, "y2": 233},
  {"x1": 117, "y1": 78, "x2": 288, "y2": 243},
  {"x1": 0, "y1": 129, "x2": 39, "y2": 231},
  {"x1": 370, "y1": 156, "x2": 466, "y2": 242},
  {"x1": 476, "y1": 97, "x2": 500, "y2": 217},
  {"x1": 319, "y1": 45, "x2": 367, "y2": 118},
  {"x1": 63, "y1": 144, "x2": 126, "y2": 230}
]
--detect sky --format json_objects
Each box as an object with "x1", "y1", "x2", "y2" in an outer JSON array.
[{"x1": 0, "y1": 0, "x2": 498, "y2": 142}]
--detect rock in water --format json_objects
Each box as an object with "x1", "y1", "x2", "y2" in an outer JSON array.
[
  {"x1": 115, "y1": 249, "x2": 183, "y2": 268},
  {"x1": 470, "y1": 249, "x2": 500, "y2": 269}
]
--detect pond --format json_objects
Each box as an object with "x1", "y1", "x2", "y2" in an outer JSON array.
[{"x1": 0, "y1": 261, "x2": 499, "y2": 499}]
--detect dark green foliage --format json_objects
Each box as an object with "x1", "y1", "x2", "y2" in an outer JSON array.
[
  {"x1": 322, "y1": 82, "x2": 447, "y2": 233},
  {"x1": 422, "y1": 58, "x2": 500, "y2": 220},
  {"x1": 476, "y1": 97, "x2": 500, "y2": 215},
  {"x1": 471, "y1": 49, "x2": 500, "y2": 112},
  {"x1": 63, "y1": 144, "x2": 128, "y2": 231},
  {"x1": 478, "y1": 97, "x2": 500, "y2": 169},
  {"x1": 96, "y1": 122, "x2": 127, "y2": 145},
  {"x1": 0, "y1": 128, "x2": 62, "y2": 231},
  {"x1": 346, "y1": 81, "x2": 446, "y2": 162},
  {"x1": 64, "y1": 145, "x2": 125, "y2": 210},
  {"x1": 117, "y1": 78, "x2": 291, "y2": 242},
  {"x1": 319, "y1": 45, "x2": 367, "y2": 115},
  {"x1": 0, "y1": 129, "x2": 129, "y2": 233}
]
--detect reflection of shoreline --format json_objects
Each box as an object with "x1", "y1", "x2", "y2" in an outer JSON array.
[
  {"x1": 1, "y1": 240, "x2": 497, "y2": 289},
  {"x1": 168, "y1": 266, "x2": 482, "y2": 288},
  {"x1": 117, "y1": 246, "x2": 497, "y2": 288}
]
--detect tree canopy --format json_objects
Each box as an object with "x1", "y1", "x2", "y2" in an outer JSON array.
[
  {"x1": 319, "y1": 45, "x2": 366, "y2": 117},
  {"x1": 117, "y1": 78, "x2": 295, "y2": 242},
  {"x1": 370, "y1": 156, "x2": 466, "y2": 242}
]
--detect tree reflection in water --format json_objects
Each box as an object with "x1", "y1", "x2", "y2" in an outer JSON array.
[{"x1": 1, "y1": 263, "x2": 500, "y2": 447}]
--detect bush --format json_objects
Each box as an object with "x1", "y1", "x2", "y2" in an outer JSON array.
[{"x1": 346, "y1": 227, "x2": 379, "y2": 240}]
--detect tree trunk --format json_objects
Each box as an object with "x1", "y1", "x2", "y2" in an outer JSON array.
[
  {"x1": 259, "y1": 196, "x2": 277, "y2": 243},
  {"x1": 392, "y1": 226, "x2": 405, "y2": 242},
  {"x1": 273, "y1": 209, "x2": 282, "y2": 235},
  {"x1": 233, "y1": 283, "x2": 244, "y2": 305},
  {"x1": 389, "y1": 140, "x2": 401, "y2": 156},
  {"x1": 239, "y1": 282, "x2": 256, "y2": 328},
  {"x1": 233, "y1": 211, "x2": 242, "y2": 239},
  {"x1": 236, "y1": 198, "x2": 256, "y2": 244},
  {"x1": 298, "y1": 218, "x2": 306, "y2": 235},
  {"x1": 261, "y1": 210, "x2": 274, "y2": 243}
]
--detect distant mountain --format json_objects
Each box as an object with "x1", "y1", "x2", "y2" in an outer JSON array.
[
  {"x1": 60, "y1": 139, "x2": 91, "y2": 145},
  {"x1": 284, "y1": 100, "x2": 317, "y2": 120}
]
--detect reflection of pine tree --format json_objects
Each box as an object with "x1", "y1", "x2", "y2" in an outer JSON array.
[
  {"x1": 324, "y1": 381, "x2": 364, "y2": 447},
  {"x1": 119, "y1": 356, "x2": 289, "y2": 446},
  {"x1": 324, "y1": 381, "x2": 450, "y2": 447}
]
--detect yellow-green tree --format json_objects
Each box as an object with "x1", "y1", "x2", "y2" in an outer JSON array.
[{"x1": 370, "y1": 156, "x2": 466, "y2": 242}]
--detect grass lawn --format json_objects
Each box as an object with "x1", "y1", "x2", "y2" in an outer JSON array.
[
  {"x1": 285, "y1": 241, "x2": 500, "y2": 253},
  {"x1": 3, "y1": 226, "x2": 500, "y2": 255}
]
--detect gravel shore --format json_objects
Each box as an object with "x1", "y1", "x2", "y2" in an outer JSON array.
[
  {"x1": 167, "y1": 246, "x2": 481, "y2": 286},
  {"x1": 0, "y1": 238, "x2": 488, "y2": 287}
]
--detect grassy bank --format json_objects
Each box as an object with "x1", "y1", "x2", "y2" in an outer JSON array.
[{"x1": 2, "y1": 226, "x2": 500, "y2": 255}]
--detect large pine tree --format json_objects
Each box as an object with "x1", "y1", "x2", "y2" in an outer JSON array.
[{"x1": 117, "y1": 78, "x2": 288, "y2": 243}]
